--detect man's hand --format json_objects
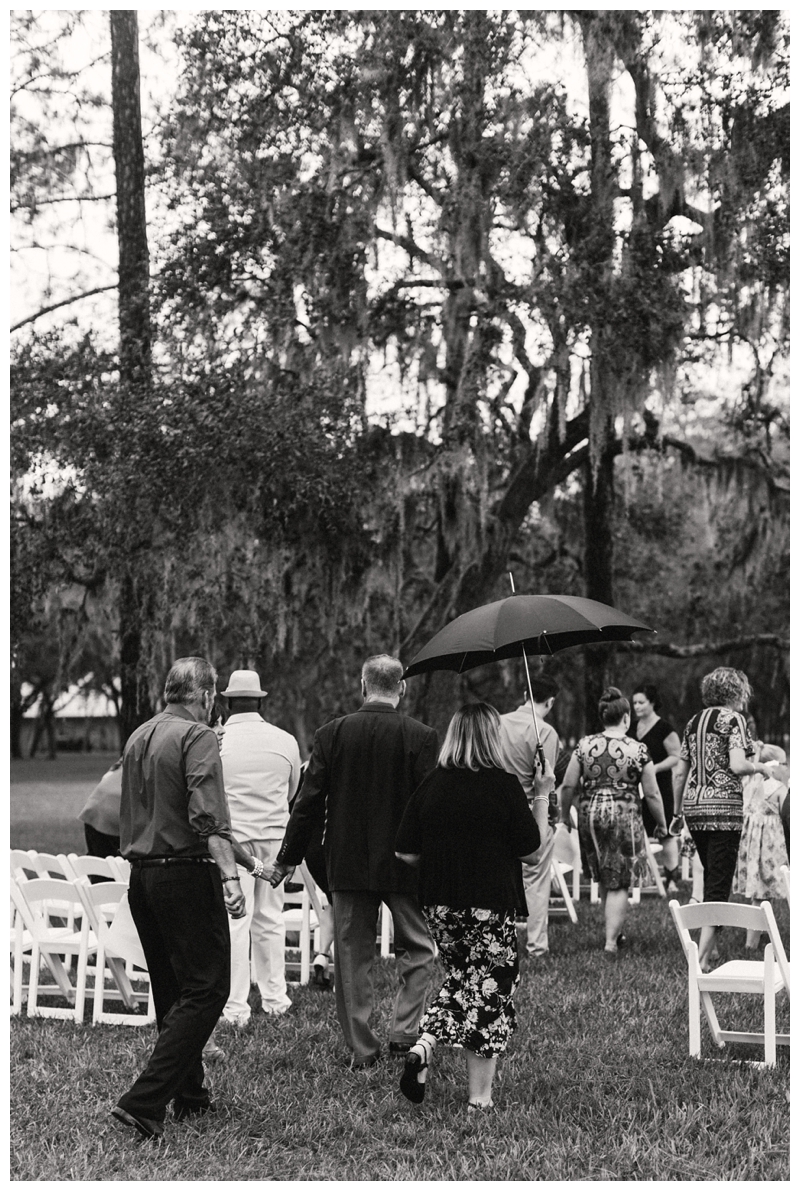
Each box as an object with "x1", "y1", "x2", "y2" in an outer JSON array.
[
  {"x1": 268, "y1": 862, "x2": 295, "y2": 889},
  {"x1": 222, "y1": 878, "x2": 246, "y2": 918}
]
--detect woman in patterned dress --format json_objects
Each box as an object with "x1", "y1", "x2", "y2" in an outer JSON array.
[
  {"x1": 394, "y1": 702, "x2": 550, "y2": 1110},
  {"x1": 672, "y1": 667, "x2": 774, "y2": 971},
  {"x1": 560, "y1": 687, "x2": 668, "y2": 957}
]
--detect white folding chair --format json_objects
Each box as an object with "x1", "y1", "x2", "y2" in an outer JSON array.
[
  {"x1": 75, "y1": 880, "x2": 154, "y2": 1025},
  {"x1": 11, "y1": 877, "x2": 96, "y2": 1022},
  {"x1": 548, "y1": 859, "x2": 579, "y2": 924},
  {"x1": 65, "y1": 854, "x2": 119, "y2": 884},
  {"x1": 10, "y1": 850, "x2": 39, "y2": 882},
  {"x1": 553, "y1": 823, "x2": 581, "y2": 902},
  {"x1": 10, "y1": 879, "x2": 34, "y2": 1015},
  {"x1": 282, "y1": 863, "x2": 322, "y2": 984},
  {"x1": 24, "y1": 852, "x2": 78, "y2": 932},
  {"x1": 669, "y1": 898, "x2": 790, "y2": 1066},
  {"x1": 109, "y1": 856, "x2": 131, "y2": 883},
  {"x1": 780, "y1": 864, "x2": 790, "y2": 906}
]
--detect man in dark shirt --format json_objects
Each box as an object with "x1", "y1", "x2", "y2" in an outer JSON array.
[
  {"x1": 111, "y1": 657, "x2": 246, "y2": 1141},
  {"x1": 271, "y1": 654, "x2": 438, "y2": 1069}
]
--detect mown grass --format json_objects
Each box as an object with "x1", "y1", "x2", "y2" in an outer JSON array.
[
  {"x1": 10, "y1": 894, "x2": 789, "y2": 1181},
  {"x1": 11, "y1": 753, "x2": 118, "y2": 854}
]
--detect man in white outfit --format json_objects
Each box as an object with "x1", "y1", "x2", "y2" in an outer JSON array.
[
  {"x1": 499, "y1": 676, "x2": 561, "y2": 959},
  {"x1": 219, "y1": 669, "x2": 301, "y2": 1023}
]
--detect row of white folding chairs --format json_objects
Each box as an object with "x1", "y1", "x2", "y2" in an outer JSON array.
[
  {"x1": 10, "y1": 849, "x2": 129, "y2": 887},
  {"x1": 10, "y1": 871, "x2": 154, "y2": 1026}
]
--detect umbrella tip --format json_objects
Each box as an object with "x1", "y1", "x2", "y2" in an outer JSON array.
[{"x1": 508, "y1": 571, "x2": 516, "y2": 594}]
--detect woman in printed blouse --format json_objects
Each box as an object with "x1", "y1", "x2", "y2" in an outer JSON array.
[
  {"x1": 394, "y1": 702, "x2": 551, "y2": 1111},
  {"x1": 672, "y1": 667, "x2": 773, "y2": 971},
  {"x1": 560, "y1": 687, "x2": 668, "y2": 957}
]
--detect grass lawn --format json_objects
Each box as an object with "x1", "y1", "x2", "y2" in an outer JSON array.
[
  {"x1": 11, "y1": 752, "x2": 119, "y2": 854},
  {"x1": 9, "y1": 762, "x2": 790, "y2": 1181}
]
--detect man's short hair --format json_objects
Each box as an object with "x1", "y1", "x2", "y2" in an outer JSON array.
[
  {"x1": 164, "y1": 657, "x2": 217, "y2": 705},
  {"x1": 362, "y1": 654, "x2": 404, "y2": 697},
  {"x1": 527, "y1": 675, "x2": 559, "y2": 704}
]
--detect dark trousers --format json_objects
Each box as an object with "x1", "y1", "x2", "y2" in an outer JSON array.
[
  {"x1": 688, "y1": 827, "x2": 741, "y2": 902},
  {"x1": 84, "y1": 823, "x2": 120, "y2": 856},
  {"x1": 117, "y1": 864, "x2": 231, "y2": 1122},
  {"x1": 331, "y1": 890, "x2": 435, "y2": 1063},
  {"x1": 84, "y1": 825, "x2": 120, "y2": 883}
]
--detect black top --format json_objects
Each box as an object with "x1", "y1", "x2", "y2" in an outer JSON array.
[
  {"x1": 638, "y1": 717, "x2": 676, "y2": 800},
  {"x1": 394, "y1": 765, "x2": 539, "y2": 914},
  {"x1": 277, "y1": 702, "x2": 439, "y2": 894}
]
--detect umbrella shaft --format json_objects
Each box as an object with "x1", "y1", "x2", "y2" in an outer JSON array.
[{"x1": 521, "y1": 648, "x2": 544, "y2": 760}]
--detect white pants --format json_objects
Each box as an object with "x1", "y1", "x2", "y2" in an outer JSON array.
[
  {"x1": 223, "y1": 839, "x2": 290, "y2": 1022},
  {"x1": 522, "y1": 826, "x2": 556, "y2": 957}
]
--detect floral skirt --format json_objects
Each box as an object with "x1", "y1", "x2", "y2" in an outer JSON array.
[
  {"x1": 577, "y1": 786, "x2": 649, "y2": 892},
  {"x1": 419, "y1": 905, "x2": 520, "y2": 1058}
]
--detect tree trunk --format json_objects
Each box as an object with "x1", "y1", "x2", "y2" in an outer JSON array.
[
  {"x1": 583, "y1": 443, "x2": 617, "y2": 723},
  {"x1": 110, "y1": 11, "x2": 153, "y2": 743},
  {"x1": 110, "y1": 10, "x2": 151, "y2": 388},
  {"x1": 580, "y1": 14, "x2": 620, "y2": 727}
]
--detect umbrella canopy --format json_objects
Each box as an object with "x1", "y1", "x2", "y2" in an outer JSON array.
[{"x1": 403, "y1": 594, "x2": 655, "y2": 678}]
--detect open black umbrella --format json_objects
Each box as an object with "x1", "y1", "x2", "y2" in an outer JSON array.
[{"x1": 403, "y1": 587, "x2": 655, "y2": 764}]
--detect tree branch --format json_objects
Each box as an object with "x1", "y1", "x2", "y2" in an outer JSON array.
[
  {"x1": 375, "y1": 225, "x2": 446, "y2": 276},
  {"x1": 619, "y1": 633, "x2": 788, "y2": 658},
  {"x1": 11, "y1": 283, "x2": 119, "y2": 332},
  {"x1": 11, "y1": 192, "x2": 116, "y2": 212}
]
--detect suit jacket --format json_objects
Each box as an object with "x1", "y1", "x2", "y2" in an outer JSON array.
[{"x1": 277, "y1": 701, "x2": 438, "y2": 894}]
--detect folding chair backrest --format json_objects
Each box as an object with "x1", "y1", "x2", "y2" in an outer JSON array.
[
  {"x1": 74, "y1": 879, "x2": 129, "y2": 937},
  {"x1": 66, "y1": 854, "x2": 117, "y2": 882},
  {"x1": 10, "y1": 850, "x2": 39, "y2": 881},
  {"x1": 27, "y1": 852, "x2": 74, "y2": 882},
  {"x1": 16, "y1": 877, "x2": 85, "y2": 924},
  {"x1": 109, "y1": 857, "x2": 131, "y2": 883},
  {"x1": 760, "y1": 899, "x2": 790, "y2": 995},
  {"x1": 672, "y1": 899, "x2": 772, "y2": 936}
]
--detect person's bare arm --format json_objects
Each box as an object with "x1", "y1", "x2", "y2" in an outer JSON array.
[{"x1": 207, "y1": 834, "x2": 245, "y2": 917}]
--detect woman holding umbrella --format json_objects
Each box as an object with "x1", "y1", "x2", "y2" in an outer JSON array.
[
  {"x1": 560, "y1": 687, "x2": 668, "y2": 957},
  {"x1": 394, "y1": 702, "x2": 551, "y2": 1110}
]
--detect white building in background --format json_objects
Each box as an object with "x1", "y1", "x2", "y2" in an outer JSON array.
[{"x1": 22, "y1": 683, "x2": 119, "y2": 755}]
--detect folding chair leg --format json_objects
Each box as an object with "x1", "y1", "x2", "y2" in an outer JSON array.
[
  {"x1": 688, "y1": 972, "x2": 701, "y2": 1058},
  {"x1": 12, "y1": 927, "x2": 25, "y2": 1014},
  {"x1": 700, "y1": 991, "x2": 724, "y2": 1048},
  {"x1": 550, "y1": 861, "x2": 578, "y2": 924},
  {"x1": 764, "y1": 949, "x2": 777, "y2": 1067},
  {"x1": 644, "y1": 839, "x2": 666, "y2": 897},
  {"x1": 74, "y1": 947, "x2": 88, "y2": 1023},
  {"x1": 106, "y1": 956, "x2": 137, "y2": 1011}
]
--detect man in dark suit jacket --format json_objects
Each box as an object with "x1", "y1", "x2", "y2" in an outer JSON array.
[{"x1": 272, "y1": 654, "x2": 438, "y2": 1068}]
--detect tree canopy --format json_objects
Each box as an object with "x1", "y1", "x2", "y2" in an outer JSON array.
[{"x1": 10, "y1": 10, "x2": 789, "y2": 750}]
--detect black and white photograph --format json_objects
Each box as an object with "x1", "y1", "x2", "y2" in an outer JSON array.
[{"x1": 9, "y1": 7, "x2": 789, "y2": 1181}]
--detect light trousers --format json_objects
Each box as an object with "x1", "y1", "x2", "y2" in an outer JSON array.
[
  {"x1": 331, "y1": 889, "x2": 436, "y2": 1064},
  {"x1": 223, "y1": 838, "x2": 291, "y2": 1022},
  {"x1": 522, "y1": 825, "x2": 556, "y2": 957}
]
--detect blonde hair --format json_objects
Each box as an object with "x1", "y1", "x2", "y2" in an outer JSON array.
[
  {"x1": 701, "y1": 667, "x2": 752, "y2": 710},
  {"x1": 438, "y1": 703, "x2": 505, "y2": 771}
]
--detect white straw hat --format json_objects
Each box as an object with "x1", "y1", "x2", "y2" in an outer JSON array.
[{"x1": 221, "y1": 669, "x2": 268, "y2": 698}]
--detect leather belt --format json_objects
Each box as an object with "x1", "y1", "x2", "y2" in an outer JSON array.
[{"x1": 129, "y1": 856, "x2": 214, "y2": 867}]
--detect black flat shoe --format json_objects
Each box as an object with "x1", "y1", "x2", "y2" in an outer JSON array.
[
  {"x1": 111, "y1": 1105, "x2": 164, "y2": 1141},
  {"x1": 399, "y1": 1042, "x2": 431, "y2": 1104}
]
